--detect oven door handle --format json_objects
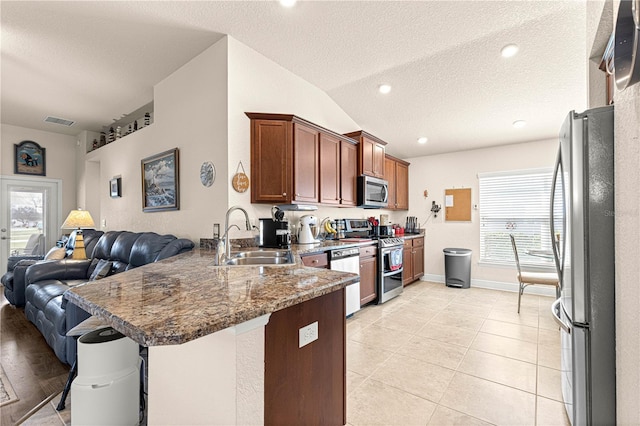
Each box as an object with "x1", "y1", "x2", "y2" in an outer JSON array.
[{"x1": 382, "y1": 268, "x2": 403, "y2": 277}]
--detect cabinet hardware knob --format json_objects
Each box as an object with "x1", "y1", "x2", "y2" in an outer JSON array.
[
  {"x1": 283, "y1": 192, "x2": 287, "y2": 196},
  {"x1": 312, "y1": 259, "x2": 318, "y2": 263}
]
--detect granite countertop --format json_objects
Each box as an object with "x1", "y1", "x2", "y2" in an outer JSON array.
[{"x1": 66, "y1": 247, "x2": 360, "y2": 348}]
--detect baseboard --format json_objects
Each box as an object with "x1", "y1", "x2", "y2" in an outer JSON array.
[{"x1": 421, "y1": 274, "x2": 556, "y2": 297}]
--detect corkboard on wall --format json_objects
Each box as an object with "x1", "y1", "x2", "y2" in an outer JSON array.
[{"x1": 445, "y1": 188, "x2": 472, "y2": 221}]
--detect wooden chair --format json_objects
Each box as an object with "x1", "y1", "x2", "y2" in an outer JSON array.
[{"x1": 510, "y1": 234, "x2": 560, "y2": 313}]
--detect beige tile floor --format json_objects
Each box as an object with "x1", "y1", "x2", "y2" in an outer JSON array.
[
  {"x1": 24, "y1": 280, "x2": 569, "y2": 426},
  {"x1": 347, "y1": 280, "x2": 570, "y2": 426}
]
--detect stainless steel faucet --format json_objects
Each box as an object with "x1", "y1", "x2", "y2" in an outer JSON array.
[{"x1": 220, "y1": 206, "x2": 253, "y2": 261}]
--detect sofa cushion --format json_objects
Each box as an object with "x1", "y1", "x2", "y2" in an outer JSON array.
[
  {"x1": 45, "y1": 247, "x2": 66, "y2": 260},
  {"x1": 89, "y1": 259, "x2": 112, "y2": 281},
  {"x1": 26, "y1": 281, "x2": 68, "y2": 311},
  {"x1": 91, "y1": 231, "x2": 121, "y2": 260},
  {"x1": 43, "y1": 295, "x2": 67, "y2": 335},
  {"x1": 129, "y1": 233, "x2": 177, "y2": 268}
]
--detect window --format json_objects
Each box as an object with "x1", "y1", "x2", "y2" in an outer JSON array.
[{"x1": 478, "y1": 168, "x2": 561, "y2": 268}]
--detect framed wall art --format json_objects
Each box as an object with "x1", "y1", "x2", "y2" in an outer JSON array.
[
  {"x1": 14, "y1": 140, "x2": 46, "y2": 176},
  {"x1": 110, "y1": 177, "x2": 122, "y2": 198},
  {"x1": 141, "y1": 148, "x2": 180, "y2": 212}
]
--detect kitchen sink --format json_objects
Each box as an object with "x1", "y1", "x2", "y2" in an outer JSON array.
[
  {"x1": 225, "y1": 250, "x2": 295, "y2": 266},
  {"x1": 231, "y1": 250, "x2": 291, "y2": 258}
]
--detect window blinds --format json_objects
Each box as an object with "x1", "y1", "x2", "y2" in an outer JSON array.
[{"x1": 478, "y1": 168, "x2": 562, "y2": 268}]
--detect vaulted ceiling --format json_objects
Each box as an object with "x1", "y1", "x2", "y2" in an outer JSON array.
[{"x1": 1, "y1": 1, "x2": 590, "y2": 158}]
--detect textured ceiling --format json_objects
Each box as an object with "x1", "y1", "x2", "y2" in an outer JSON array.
[{"x1": 1, "y1": 1, "x2": 590, "y2": 158}]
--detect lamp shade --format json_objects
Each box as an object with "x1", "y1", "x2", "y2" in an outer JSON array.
[{"x1": 61, "y1": 209, "x2": 95, "y2": 229}]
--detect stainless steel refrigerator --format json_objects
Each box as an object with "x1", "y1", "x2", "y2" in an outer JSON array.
[{"x1": 550, "y1": 105, "x2": 616, "y2": 425}]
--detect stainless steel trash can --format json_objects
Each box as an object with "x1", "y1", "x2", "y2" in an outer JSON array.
[{"x1": 443, "y1": 248, "x2": 472, "y2": 288}]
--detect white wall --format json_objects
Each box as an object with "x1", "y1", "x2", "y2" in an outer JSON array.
[
  {"x1": 404, "y1": 138, "x2": 557, "y2": 287},
  {"x1": 1, "y1": 123, "x2": 78, "y2": 216},
  {"x1": 604, "y1": 1, "x2": 640, "y2": 423},
  {"x1": 79, "y1": 38, "x2": 229, "y2": 241}
]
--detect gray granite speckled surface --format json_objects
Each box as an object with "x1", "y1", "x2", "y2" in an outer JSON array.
[{"x1": 65, "y1": 247, "x2": 362, "y2": 347}]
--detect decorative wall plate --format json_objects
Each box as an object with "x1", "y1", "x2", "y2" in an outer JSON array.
[
  {"x1": 232, "y1": 161, "x2": 249, "y2": 193},
  {"x1": 200, "y1": 161, "x2": 215, "y2": 187}
]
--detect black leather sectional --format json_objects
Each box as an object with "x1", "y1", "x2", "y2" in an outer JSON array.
[{"x1": 23, "y1": 230, "x2": 194, "y2": 365}]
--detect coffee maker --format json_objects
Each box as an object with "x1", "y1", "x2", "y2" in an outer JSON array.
[{"x1": 258, "y1": 218, "x2": 291, "y2": 248}]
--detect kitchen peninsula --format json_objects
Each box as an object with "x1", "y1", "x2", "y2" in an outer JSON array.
[{"x1": 65, "y1": 247, "x2": 360, "y2": 425}]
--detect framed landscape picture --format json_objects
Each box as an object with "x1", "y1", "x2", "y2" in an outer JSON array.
[
  {"x1": 14, "y1": 140, "x2": 46, "y2": 176},
  {"x1": 141, "y1": 148, "x2": 179, "y2": 212}
]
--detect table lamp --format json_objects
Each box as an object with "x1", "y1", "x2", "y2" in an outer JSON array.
[{"x1": 61, "y1": 209, "x2": 95, "y2": 259}]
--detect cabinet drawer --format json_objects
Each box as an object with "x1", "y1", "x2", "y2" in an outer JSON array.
[
  {"x1": 359, "y1": 245, "x2": 377, "y2": 258},
  {"x1": 403, "y1": 239, "x2": 413, "y2": 249},
  {"x1": 301, "y1": 252, "x2": 328, "y2": 268},
  {"x1": 412, "y1": 237, "x2": 424, "y2": 247}
]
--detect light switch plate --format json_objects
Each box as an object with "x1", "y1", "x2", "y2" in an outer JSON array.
[{"x1": 299, "y1": 321, "x2": 318, "y2": 348}]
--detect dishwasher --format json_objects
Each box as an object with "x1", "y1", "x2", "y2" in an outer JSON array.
[{"x1": 329, "y1": 247, "x2": 361, "y2": 317}]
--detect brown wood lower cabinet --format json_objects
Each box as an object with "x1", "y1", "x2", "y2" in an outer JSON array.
[
  {"x1": 359, "y1": 245, "x2": 377, "y2": 306},
  {"x1": 403, "y1": 236, "x2": 424, "y2": 286},
  {"x1": 265, "y1": 289, "x2": 346, "y2": 425}
]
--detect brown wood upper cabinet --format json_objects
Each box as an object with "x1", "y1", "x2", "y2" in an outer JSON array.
[
  {"x1": 384, "y1": 154, "x2": 410, "y2": 210},
  {"x1": 344, "y1": 131, "x2": 387, "y2": 178},
  {"x1": 247, "y1": 112, "x2": 358, "y2": 206}
]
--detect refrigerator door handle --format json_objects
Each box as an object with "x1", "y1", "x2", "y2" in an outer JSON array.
[
  {"x1": 550, "y1": 146, "x2": 564, "y2": 280},
  {"x1": 551, "y1": 298, "x2": 571, "y2": 334}
]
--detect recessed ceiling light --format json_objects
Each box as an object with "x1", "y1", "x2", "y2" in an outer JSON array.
[
  {"x1": 378, "y1": 84, "x2": 391, "y2": 94},
  {"x1": 279, "y1": 0, "x2": 297, "y2": 7},
  {"x1": 512, "y1": 120, "x2": 527, "y2": 128},
  {"x1": 417, "y1": 137, "x2": 428, "y2": 144},
  {"x1": 501, "y1": 44, "x2": 519, "y2": 58}
]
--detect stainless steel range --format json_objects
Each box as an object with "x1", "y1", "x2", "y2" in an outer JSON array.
[
  {"x1": 377, "y1": 237, "x2": 404, "y2": 304},
  {"x1": 340, "y1": 219, "x2": 404, "y2": 304}
]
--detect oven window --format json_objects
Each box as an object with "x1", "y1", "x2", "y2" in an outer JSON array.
[{"x1": 382, "y1": 272, "x2": 403, "y2": 293}]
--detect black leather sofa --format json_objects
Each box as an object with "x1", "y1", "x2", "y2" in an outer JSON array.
[
  {"x1": 2, "y1": 230, "x2": 104, "y2": 307},
  {"x1": 24, "y1": 230, "x2": 194, "y2": 365}
]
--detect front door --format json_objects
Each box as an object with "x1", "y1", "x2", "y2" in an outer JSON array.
[{"x1": 0, "y1": 176, "x2": 61, "y2": 273}]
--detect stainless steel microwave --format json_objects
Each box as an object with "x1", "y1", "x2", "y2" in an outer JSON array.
[{"x1": 357, "y1": 175, "x2": 388, "y2": 208}]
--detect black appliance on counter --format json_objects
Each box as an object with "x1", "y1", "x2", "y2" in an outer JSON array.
[{"x1": 258, "y1": 218, "x2": 291, "y2": 248}]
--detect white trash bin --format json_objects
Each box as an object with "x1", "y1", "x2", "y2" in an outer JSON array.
[{"x1": 71, "y1": 327, "x2": 140, "y2": 425}]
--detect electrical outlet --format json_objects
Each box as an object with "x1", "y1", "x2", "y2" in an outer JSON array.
[{"x1": 299, "y1": 321, "x2": 318, "y2": 348}]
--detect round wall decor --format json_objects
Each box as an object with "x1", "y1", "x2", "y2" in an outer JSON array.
[
  {"x1": 200, "y1": 161, "x2": 215, "y2": 187},
  {"x1": 232, "y1": 161, "x2": 249, "y2": 193}
]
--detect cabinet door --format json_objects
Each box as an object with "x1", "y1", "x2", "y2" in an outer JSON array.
[
  {"x1": 411, "y1": 237, "x2": 424, "y2": 280},
  {"x1": 373, "y1": 143, "x2": 386, "y2": 177},
  {"x1": 384, "y1": 157, "x2": 397, "y2": 210},
  {"x1": 395, "y1": 162, "x2": 409, "y2": 210},
  {"x1": 340, "y1": 141, "x2": 357, "y2": 206},
  {"x1": 293, "y1": 123, "x2": 319, "y2": 203},
  {"x1": 265, "y1": 290, "x2": 345, "y2": 425},
  {"x1": 359, "y1": 255, "x2": 377, "y2": 306},
  {"x1": 319, "y1": 133, "x2": 340, "y2": 205},
  {"x1": 412, "y1": 244, "x2": 424, "y2": 281},
  {"x1": 359, "y1": 137, "x2": 375, "y2": 176},
  {"x1": 402, "y1": 245, "x2": 413, "y2": 286},
  {"x1": 251, "y1": 119, "x2": 291, "y2": 203}
]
